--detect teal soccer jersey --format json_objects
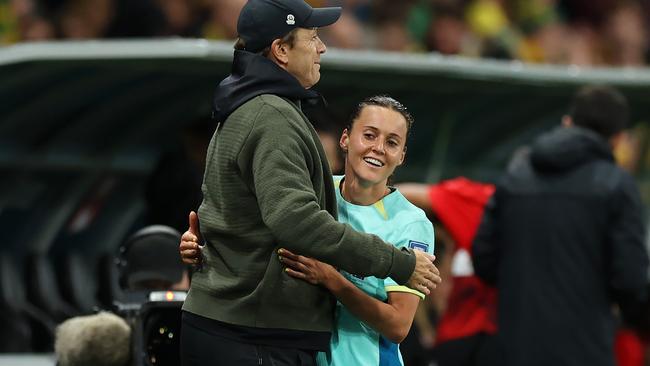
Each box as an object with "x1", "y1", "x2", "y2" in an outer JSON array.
[{"x1": 317, "y1": 176, "x2": 435, "y2": 366}]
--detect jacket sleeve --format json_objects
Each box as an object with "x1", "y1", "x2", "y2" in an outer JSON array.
[
  {"x1": 237, "y1": 103, "x2": 416, "y2": 284},
  {"x1": 472, "y1": 187, "x2": 502, "y2": 285},
  {"x1": 608, "y1": 173, "x2": 649, "y2": 296}
]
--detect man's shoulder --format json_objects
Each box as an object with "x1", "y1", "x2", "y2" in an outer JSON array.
[
  {"x1": 256, "y1": 94, "x2": 300, "y2": 114},
  {"x1": 237, "y1": 95, "x2": 303, "y2": 122},
  {"x1": 227, "y1": 95, "x2": 304, "y2": 131}
]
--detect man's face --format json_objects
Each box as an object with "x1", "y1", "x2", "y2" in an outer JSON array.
[{"x1": 285, "y1": 28, "x2": 327, "y2": 88}]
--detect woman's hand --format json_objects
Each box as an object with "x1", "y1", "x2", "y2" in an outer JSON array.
[{"x1": 278, "y1": 248, "x2": 337, "y2": 286}]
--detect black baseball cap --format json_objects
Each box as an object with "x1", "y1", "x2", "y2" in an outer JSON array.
[{"x1": 237, "y1": 0, "x2": 342, "y2": 52}]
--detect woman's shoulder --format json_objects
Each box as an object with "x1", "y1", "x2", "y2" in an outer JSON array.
[{"x1": 390, "y1": 189, "x2": 431, "y2": 225}]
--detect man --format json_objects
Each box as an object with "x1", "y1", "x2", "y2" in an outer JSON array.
[
  {"x1": 55, "y1": 312, "x2": 131, "y2": 366},
  {"x1": 472, "y1": 85, "x2": 649, "y2": 366},
  {"x1": 179, "y1": 1, "x2": 441, "y2": 365}
]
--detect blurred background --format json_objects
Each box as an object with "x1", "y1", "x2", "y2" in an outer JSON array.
[
  {"x1": 1, "y1": 0, "x2": 650, "y2": 365},
  {"x1": 2, "y1": 0, "x2": 650, "y2": 66}
]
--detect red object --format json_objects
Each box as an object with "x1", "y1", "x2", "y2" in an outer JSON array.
[
  {"x1": 427, "y1": 178, "x2": 499, "y2": 343},
  {"x1": 615, "y1": 329, "x2": 645, "y2": 366},
  {"x1": 428, "y1": 177, "x2": 495, "y2": 251}
]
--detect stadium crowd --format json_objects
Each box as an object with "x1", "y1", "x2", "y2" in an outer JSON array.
[{"x1": 1, "y1": 0, "x2": 650, "y2": 66}]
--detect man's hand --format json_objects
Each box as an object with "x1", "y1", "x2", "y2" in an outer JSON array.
[
  {"x1": 179, "y1": 211, "x2": 202, "y2": 265},
  {"x1": 406, "y1": 250, "x2": 441, "y2": 295}
]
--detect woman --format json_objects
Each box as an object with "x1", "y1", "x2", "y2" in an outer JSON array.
[
  {"x1": 279, "y1": 95, "x2": 434, "y2": 365},
  {"x1": 180, "y1": 95, "x2": 435, "y2": 365}
]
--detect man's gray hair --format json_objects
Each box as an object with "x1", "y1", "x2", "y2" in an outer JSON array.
[{"x1": 55, "y1": 312, "x2": 131, "y2": 366}]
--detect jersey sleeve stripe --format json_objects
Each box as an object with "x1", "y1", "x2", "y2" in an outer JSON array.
[{"x1": 384, "y1": 285, "x2": 425, "y2": 299}]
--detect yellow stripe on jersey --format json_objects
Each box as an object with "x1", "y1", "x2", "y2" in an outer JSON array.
[
  {"x1": 385, "y1": 285, "x2": 425, "y2": 299},
  {"x1": 373, "y1": 200, "x2": 388, "y2": 220}
]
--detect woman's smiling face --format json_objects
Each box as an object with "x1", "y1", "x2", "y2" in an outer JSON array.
[{"x1": 341, "y1": 105, "x2": 408, "y2": 187}]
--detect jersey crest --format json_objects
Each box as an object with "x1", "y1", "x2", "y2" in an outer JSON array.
[{"x1": 408, "y1": 240, "x2": 429, "y2": 252}]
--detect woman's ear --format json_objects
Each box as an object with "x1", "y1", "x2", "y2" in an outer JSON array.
[
  {"x1": 270, "y1": 39, "x2": 289, "y2": 66},
  {"x1": 339, "y1": 128, "x2": 350, "y2": 152},
  {"x1": 398, "y1": 146, "x2": 407, "y2": 166}
]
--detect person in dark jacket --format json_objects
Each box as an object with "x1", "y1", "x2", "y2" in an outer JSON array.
[
  {"x1": 179, "y1": 1, "x2": 441, "y2": 365},
  {"x1": 472, "y1": 85, "x2": 649, "y2": 366}
]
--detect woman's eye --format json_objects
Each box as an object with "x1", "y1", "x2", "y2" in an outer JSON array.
[
  {"x1": 388, "y1": 140, "x2": 398, "y2": 146},
  {"x1": 364, "y1": 133, "x2": 374, "y2": 139}
]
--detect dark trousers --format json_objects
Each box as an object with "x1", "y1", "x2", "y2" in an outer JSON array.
[{"x1": 180, "y1": 316, "x2": 317, "y2": 366}]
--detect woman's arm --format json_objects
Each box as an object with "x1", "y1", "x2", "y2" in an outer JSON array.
[{"x1": 280, "y1": 248, "x2": 421, "y2": 343}]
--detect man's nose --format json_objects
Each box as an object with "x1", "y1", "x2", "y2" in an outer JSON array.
[{"x1": 317, "y1": 37, "x2": 326, "y2": 54}]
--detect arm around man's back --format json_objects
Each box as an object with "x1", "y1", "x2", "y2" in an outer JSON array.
[{"x1": 239, "y1": 103, "x2": 416, "y2": 284}]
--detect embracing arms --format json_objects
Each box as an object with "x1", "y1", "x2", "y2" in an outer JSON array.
[
  {"x1": 279, "y1": 248, "x2": 424, "y2": 343},
  {"x1": 181, "y1": 100, "x2": 438, "y2": 293}
]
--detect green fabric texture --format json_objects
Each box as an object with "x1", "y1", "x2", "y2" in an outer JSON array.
[{"x1": 183, "y1": 94, "x2": 416, "y2": 332}]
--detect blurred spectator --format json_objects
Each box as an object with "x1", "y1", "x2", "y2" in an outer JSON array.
[
  {"x1": 57, "y1": 0, "x2": 114, "y2": 39},
  {"x1": 603, "y1": 2, "x2": 648, "y2": 67},
  {"x1": 372, "y1": 0, "x2": 420, "y2": 51},
  {"x1": 465, "y1": 0, "x2": 516, "y2": 58},
  {"x1": 0, "y1": 0, "x2": 54, "y2": 42},
  {"x1": 560, "y1": 0, "x2": 618, "y2": 28},
  {"x1": 0, "y1": 0, "x2": 19, "y2": 44},
  {"x1": 153, "y1": 0, "x2": 203, "y2": 37},
  {"x1": 425, "y1": 3, "x2": 479, "y2": 56},
  {"x1": 472, "y1": 85, "x2": 650, "y2": 366},
  {"x1": 201, "y1": 0, "x2": 246, "y2": 40},
  {"x1": 54, "y1": 312, "x2": 131, "y2": 366},
  {"x1": 118, "y1": 225, "x2": 189, "y2": 292},
  {"x1": 104, "y1": 0, "x2": 168, "y2": 38},
  {"x1": 319, "y1": 8, "x2": 364, "y2": 49}
]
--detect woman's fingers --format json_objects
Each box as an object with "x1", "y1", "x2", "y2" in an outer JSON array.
[
  {"x1": 278, "y1": 248, "x2": 300, "y2": 260},
  {"x1": 279, "y1": 254, "x2": 304, "y2": 271},
  {"x1": 284, "y1": 267, "x2": 306, "y2": 279}
]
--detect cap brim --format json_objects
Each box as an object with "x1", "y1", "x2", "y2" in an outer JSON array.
[{"x1": 303, "y1": 7, "x2": 342, "y2": 28}]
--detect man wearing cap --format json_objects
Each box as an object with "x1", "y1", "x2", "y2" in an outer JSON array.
[{"x1": 179, "y1": 1, "x2": 441, "y2": 365}]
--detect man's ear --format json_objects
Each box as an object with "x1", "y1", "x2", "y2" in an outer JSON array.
[
  {"x1": 561, "y1": 115, "x2": 573, "y2": 128},
  {"x1": 270, "y1": 39, "x2": 289, "y2": 66},
  {"x1": 609, "y1": 130, "x2": 627, "y2": 152}
]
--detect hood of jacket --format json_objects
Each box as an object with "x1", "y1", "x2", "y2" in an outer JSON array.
[
  {"x1": 530, "y1": 126, "x2": 614, "y2": 173},
  {"x1": 212, "y1": 50, "x2": 320, "y2": 123}
]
